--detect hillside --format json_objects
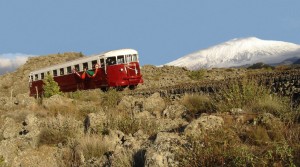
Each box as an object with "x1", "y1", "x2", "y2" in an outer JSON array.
[
  {"x1": 0, "y1": 53, "x2": 299, "y2": 167},
  {"x1": 166, "y1": 37, "x2": 300, "y2": 70}
]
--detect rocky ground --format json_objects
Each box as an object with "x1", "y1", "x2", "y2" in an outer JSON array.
[{"x1": 0, "y1": 53, "x2": 299, "y2": 167}]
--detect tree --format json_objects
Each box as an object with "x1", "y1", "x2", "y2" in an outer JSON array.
[{"x1": 43, "y1": 74, "x2": 62, "y2": 98}]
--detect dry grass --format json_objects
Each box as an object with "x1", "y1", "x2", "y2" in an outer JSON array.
[
  {"x1": 181, "y1": 94, "x2": 216, "y2": 121},
  {"x1": 80, "y1": 135, "x2": 109, "y2": 160},
  {"x1": 215, "y1": 79, "x2": 270, "y2": 112},
  {"x1": 105, "y1": 109, "x2": 160, "y2": 136},
  {"x1": 38, "y1": 116, "x2": 79, "y2": 147}
]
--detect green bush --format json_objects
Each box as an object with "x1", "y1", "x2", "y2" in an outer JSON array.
[{"x1": 43, "y1": 74, "x2": 62, "y2": 98}]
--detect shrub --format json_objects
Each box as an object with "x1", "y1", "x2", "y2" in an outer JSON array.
[
  {"x1": 188, "y1": 69, "x2": 206, "y2": 80},
  {"x1": 105, "y1": 110, "x2": 160, "y2": 136},
  {"x1": 176, "y1": 129, "x2": 254, "y2": 167},
  {"x1": 43, "y1": 74, "x2": 62, "y2": 98},
  {"x1": 177, "y1": 127, "x2": 297, "y2": 166},
  {"x1": 60, "y1": 139, "x2": 82, "y2": 167},
  {"x1": 247, "y1": 62, "x2": 274, "y2": 70},
  {"x1": 215, "y1": 79, "x2": 269, "y2": 112},
  {"x1": 101, "y1": 89, "x2": 122, "y2": 109},
  {"x1": 38, "y1": 116, "x2": 78, "y2": 146},
  {"x1": 181, "y1": 94, "x2": 216, "y2": 121},
  {"x1": 66, "y1": 89, "x2": 103, "y2": 102},
  {"x1": 250, "y1": 95, "x2": 289, "y2": 118},
  {"x1": 80, "y1": 135, "x2": 109, "y2": 160}
]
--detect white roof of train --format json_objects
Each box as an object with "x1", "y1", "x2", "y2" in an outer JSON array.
[{"x1": 30, "y1": 49, "x2": 138, "y2": 75}]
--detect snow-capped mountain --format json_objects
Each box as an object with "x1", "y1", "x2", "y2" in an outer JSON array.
[{"x1": 165, "y1": 37, "x2": 300, "y2": 70}]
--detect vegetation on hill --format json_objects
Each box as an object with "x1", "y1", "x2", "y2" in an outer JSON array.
[
  {"x1": 0, "y1": 54, "x2": 299, "y2": 166},
  {"x1": 43, "y1": 74, "x2": 62, "y2": 98}
]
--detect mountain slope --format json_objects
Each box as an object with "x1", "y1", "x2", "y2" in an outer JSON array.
[{"x1": 166, "y1": 37, "x2": 300, "y2": 70}]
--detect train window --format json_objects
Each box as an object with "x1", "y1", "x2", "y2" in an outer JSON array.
[
  {"x1": 132, "y1": 54, "x2": 137, "y2": 62},
  {"x1": 41, "y1": 73, "x2": 45, "y2": 80},
  {"x1": 83, "y1": 62, "x2": 88, "y2": 70},
  {"x1": 60, "y1": 68, "x2": 64, "y2": 75},
  {"x1": 100, "y1": 59, "x2": 105, "y2": 68},
  {"x1": 75, "y1": 64, "x2": 80, "y2": 71},
  {"x1": 53, "y1": 70, "x2": 58, "y2": 77},
  {"x1": 67, "y1": 66, "x2": 72, "y2": 74},
  {"x1": 35, "y1": 74, "x2": 38, "y2": 81},
  {"x1": 117, "y1": 55, "x2": 125, "y2": 64},
  {"x1": 106, "y1": 57, "x2": 116, "y2": 66},
  {"x1": 126, "y1": 55, "x2": 132, "y2": 63},
  {"x1": 92, "y1": 60, "x2": 97, "y2": 68}
]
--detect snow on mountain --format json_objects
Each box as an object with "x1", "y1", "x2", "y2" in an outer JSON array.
[{"x1": 165, "y1": 37, "x2": 300, "y2": 70}]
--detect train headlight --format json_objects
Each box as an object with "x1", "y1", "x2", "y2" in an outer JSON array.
[{"x1": 120, "y1": 68, "x2": 124, "y2": 72}]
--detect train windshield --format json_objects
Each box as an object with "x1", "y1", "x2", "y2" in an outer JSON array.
[
  {"x1": 125, "y1": 55, "x2": 132, "y2": 63},
  {"x1": 117, "y1": 55, "x2": 125, "y2": 64},
  {"x1": 132, "y1": 54, "x2": 138, "y2": 62}
]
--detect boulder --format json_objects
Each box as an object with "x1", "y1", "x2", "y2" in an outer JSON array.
[
  {"x1": 15, "y1": 93, "x2": 37, "y2": 108},
  {"x1": 144, "y1": 132, "x2": 183, "y2": 167},
  {"x1": 20, "y1": 114, "x2": 41, "y2": 148},
  {"x1": 2, "y1": 117, "x2": 21, "y2": 139},
  {"x1": 162, "y1": 104, "x2": 186, "y2": 119},
  {"x1": 184, "y1": 115, "x2": 224, "y2": 136},
  {"x1": 144, "y1": 93, "x2": 166, "y2": 118},
  {"x1": 85, "y1": 111, "x2": 107, "y2": 134}
]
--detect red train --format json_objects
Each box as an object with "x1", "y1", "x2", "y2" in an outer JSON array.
[{"x1": 29, "y1": 49, "x2": 143, "y2": 97}]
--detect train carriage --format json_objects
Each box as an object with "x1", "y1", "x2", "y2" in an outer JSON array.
[{"x1": 29, "y1": 49, "x2": 143, "y2": 97}]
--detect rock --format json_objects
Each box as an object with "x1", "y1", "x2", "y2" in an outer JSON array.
[
  {"x1": 184, "y1": 115, "x2": 224, "y2": 136},
  {"x1": 20, "y1": 114, "x2": 41, "y2": 148},
  {"x1": 2, "y1": 117, "x2": 20, "y2": 139},
  {"x1": 85, "y1": 111, "x2": 107, "y2": 134},
  {"x1": 158, "y1": 118, "x2": 188, "y2": 132},
  {"x1": 117, "y1": 95, "x2": 135, "y2": 109},
  {"x1": 145, "y1": 132, "x2": 183, "y2": 167},
  {"x1": 162, "y1": 104, "x2": 186, "y2": 119},
  {"x1": 118, "y1": 96, "x2": 144, "y2": 113},
  {"x1": 230, "y1": 108, "x2": 245, "y2": 115},
  {"x1": 102, "y1": 130, "x2": 126, "y2": 152},
  {"x1": 15, "y1": 93, "x2": 36, "y2": 108},
  {"x1": 134, "y1": 111, "x2": 155, "y2": 120},
  {"x1": 144, "y1": 93, "x2": 166, "y2": 118}
]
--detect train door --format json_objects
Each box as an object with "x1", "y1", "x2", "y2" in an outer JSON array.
[{"x1": 99, "y1": 58, "x2": 108, "y2": 87}]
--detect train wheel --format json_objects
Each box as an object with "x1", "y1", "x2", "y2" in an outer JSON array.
[{"x1": 129, "y1": 85, "x2": 137, "y2": 90}]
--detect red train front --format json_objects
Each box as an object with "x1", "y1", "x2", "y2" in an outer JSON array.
[{"x1": 29, "y1": 49, "x2": 143, "y2": 97}]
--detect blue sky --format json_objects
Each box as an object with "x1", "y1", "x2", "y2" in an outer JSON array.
[{"x1": 0, "y1": 0, "x2": 300, "y2": 71}]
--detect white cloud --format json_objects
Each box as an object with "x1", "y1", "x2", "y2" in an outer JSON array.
[{"x1": 0, "y1": 53, "x2": 36, "y2": 74}]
